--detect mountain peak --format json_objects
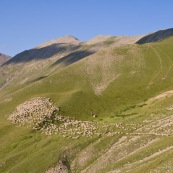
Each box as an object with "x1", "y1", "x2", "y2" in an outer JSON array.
[
  {"x1": 84, "y1": 35, "x2": 112, "y2": 45},
  {"x1": 36, "y1": 35, "x2": 81, "y2": 48},
  {"x1": 56, "y1": 35, "x2": 80, "y2": 43}
]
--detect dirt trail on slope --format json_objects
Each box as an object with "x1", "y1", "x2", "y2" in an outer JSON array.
[
  {"x1": 80, "y1": 136, "x2": 158, "y2": 173},
  {"x1": 148, "y1": 46, "x2": 163, "y2": 85},
  {"x1": 71, "y1": 113, "x2": 173, "y2": 173},
  {"x1": 112, "y1": 146, "x2": 173, "y2": 173},
  {"x1": 148, "y1": 90, "x2": 173, "y2": 101}
]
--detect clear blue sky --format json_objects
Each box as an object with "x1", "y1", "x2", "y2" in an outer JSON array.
[{"x1": 0, "y1": 0, "x2": 173, "y2": 56}]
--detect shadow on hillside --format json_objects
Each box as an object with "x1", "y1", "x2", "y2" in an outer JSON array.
[
  {"x1": 136, "y1": 28, "x2": 173, "y2": 44},
  {"x1": 31, "y1": 76, "x2": 48, "y2": 83},
  {"x1": 52, "y1": 49, "x2": 95, "y2": 66},
  {"x1": 3, "y1": 44, "x2": 80, "y2": 65}
]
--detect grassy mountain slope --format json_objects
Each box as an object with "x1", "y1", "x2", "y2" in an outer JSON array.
[
  {"x1": 0, "y1": 31, "x2": 173, "y2": 172},
  {"x1": 2, "y1": 37, "x2": 173, "y2": 119}
]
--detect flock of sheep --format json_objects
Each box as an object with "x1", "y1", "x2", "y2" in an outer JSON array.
[{"x1": 8, "y1": 97, "x2": 98, "y2": 137}]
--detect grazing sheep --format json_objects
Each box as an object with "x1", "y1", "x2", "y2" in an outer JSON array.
[{"x1": 8, "y1": 97, "x2": 98, "y2": 137}]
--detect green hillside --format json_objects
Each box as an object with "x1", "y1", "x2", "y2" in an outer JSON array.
[{"x1": 0, "y1": 33, "x2": 173, "y2": 172}]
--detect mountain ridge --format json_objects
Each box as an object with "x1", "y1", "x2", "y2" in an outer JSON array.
[
  {"x1": 4, "y1": 27, "x2": 172, "y2": 65},
  {"x1": 136, "y1": 28, "x2": 173, "y2": 44},
  {"x1": 1, "y1": 28, "x2": 173, "y2": 91}
]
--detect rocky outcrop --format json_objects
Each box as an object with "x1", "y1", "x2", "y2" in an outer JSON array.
[{"x1": 46, "y1": 160, "x2": 68, "y2": 173}]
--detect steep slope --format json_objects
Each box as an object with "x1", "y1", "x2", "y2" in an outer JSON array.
[
  {"x1": 0, "y1": 36, "x2": 93, "y2": 89},
  {"x1": 136, "y1": 28, "x2": 173, "y2": 44},
  {"x1": 4, "y1": 35, "x2": 81, "y2": 65},
  {"x1": 0, "y1": 34, "x2": 142, "y2": 90},
  {"x1": 0, "y1": 53, "x2": 11, "y2": 66}
]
